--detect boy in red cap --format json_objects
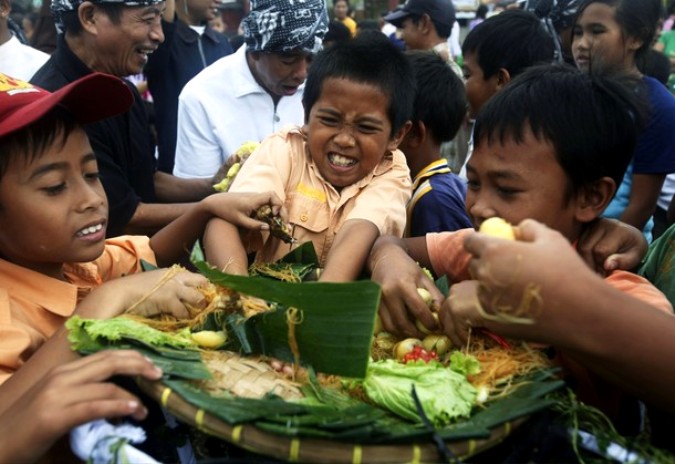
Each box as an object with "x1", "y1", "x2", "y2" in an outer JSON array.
[{"x1": 0, "y1": 72, "x2": 281, "y2": 417}]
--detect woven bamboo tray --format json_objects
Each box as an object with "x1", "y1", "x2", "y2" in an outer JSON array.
[{"x1": 136, "y1": 377, "x2": 525, "y2": 463}]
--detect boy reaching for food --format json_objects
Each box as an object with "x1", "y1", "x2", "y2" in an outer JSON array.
[
  {"x1": 0, "y1": 72, "x2": 282, "y2": 415},
  {"x1": 202, "y1": 31, "x2": 415, "y2": 282},
  {"x1": 366, "y1": 64, "x2": 672, "y2": 421}
]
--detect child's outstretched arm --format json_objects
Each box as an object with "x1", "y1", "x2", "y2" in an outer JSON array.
[
  {"x1": 0, "y1": 350, "x2": 162, "y2": 463},
  {"x1": 0, "y1": 268, "x2": 207, "y2": 415},
  {"x1": 366, "y1": 234, "x2": 444, "y2": 337},
  {"x1": 150, "y1": 191, "x2": 283, "y2": 267},
  {"x1": 202, "y1": 217, "x2": 250, "y2": 275},
  {"x1": 319, "y1": 219, "x2": 380, "y2": 283}
]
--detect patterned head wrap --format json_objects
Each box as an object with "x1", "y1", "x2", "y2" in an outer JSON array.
[
  {"x1": 51, "y1": 0, "x2": 164, "y2": 32},
  {"x1": 242, "y1": 0, "x2": 328, "y2": 54}
]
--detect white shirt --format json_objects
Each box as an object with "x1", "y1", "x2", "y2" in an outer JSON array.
[
  {"x1": 447, "y1": 21, "x2": 461, "y2": 59},
  {"x1": 174, "y1": 45, "x2": 305, "y2": 179},
  {"x1": 0, "y1": 35, "x2": 49, "y2": 81}
]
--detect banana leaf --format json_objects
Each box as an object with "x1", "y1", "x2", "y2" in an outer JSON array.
[
  {"x1": 154, "y1": 369, "x2": 563, "y2": 444},
  {"x1": 189, "y1": 241, "x2": 378, "y2": 378}
]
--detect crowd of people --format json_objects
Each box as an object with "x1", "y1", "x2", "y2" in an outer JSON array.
[{"x1": 1, "y1": 0, "x2": 675, "y2": 461}]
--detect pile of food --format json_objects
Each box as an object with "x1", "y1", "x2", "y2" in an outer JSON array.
[{"x1": 65, "y1": 222, "x2": 563, "y2": 462}]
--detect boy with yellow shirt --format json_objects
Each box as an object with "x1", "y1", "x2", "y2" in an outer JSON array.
[{"x1": 203, "y1": 31, "x2": 415, "y2": 282}]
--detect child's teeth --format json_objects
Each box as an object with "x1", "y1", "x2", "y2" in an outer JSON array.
[
  {"x1": 80, "y1": 224, "x2": 102, "y2": 236},
  {"x1": 330, "y1": 153, "x2": 355, "y2": 167}
]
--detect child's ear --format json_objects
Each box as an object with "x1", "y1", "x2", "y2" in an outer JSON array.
[
  {"x1": 387, "y1": 121, "x2": 413, "y2": 152},
  {"x1": 626, "y1": 36, "x2": 644, "y2": 53},
  {"x1": 496, "y1": 68, "x2": 511, "y2": 89},
  {"x1": 405, "y1": 121, "x2": 426, "y2": 147},
  {"x1": 574, "y1": 177, "x2": 616, "y2": 223}
]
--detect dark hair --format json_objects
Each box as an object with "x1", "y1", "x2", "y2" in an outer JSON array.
[
  {"x1": 575, "y1": 0, "x2": 661, "y2": 62},
  {"x1": 357, "y1": 18, "x2": 380, "y2": 33},
  {"x1": 473, "y1": 63, "x2": 645, "y2": 196},
  {"x1": 462, "y1": 9, "x2": 556, "y2": 79},
  {"x1": 475, "y1": 4, "x2": 489, "y2": 19},
  {"x1": 324, "y1": 19, "x2": 351, "y2": 44},
  {"x1": 0, "y1": 107, "x2": 78, "y2": 180},
  {"x1": 303, "y1": 30, "x2": 415, "y2": 135},
  {"x1": 61, "y1": 3, "x2": 124, "y2": 34},
  {"x1": 405, "y1": 13, "x2": 454, "y2": 39},
  {"x1": 638, "y1": 49, "x2": 671, "y2": 86},
  {"x1": 406, "y1": 50, "x2": 466, "y2": 144}
]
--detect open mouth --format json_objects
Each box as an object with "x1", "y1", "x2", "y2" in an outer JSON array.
[{"x1": 328, "y1": 152, "x2": 357, "y2": 168}]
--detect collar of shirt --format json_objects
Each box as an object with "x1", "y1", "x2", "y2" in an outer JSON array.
[{"x1": 0, "y1": 258, "x2": 79, "y2": 318}]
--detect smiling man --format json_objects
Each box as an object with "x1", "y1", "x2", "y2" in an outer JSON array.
[
  {"x1": 172, "y1": 0, "x2": 328, "y2": 180},
  {"x1": 31, "y1": 0, "x2": 217, "y2": 238}
]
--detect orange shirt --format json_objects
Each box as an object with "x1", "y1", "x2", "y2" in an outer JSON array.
[
  {"x1": 0, "y1": 236, "x2": 156, "y2": 384},
  {"x1": 230, "y1": 127, "x2": 412, "y2": 266}
]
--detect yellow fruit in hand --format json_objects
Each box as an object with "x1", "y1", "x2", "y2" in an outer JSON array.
[
  {"x1": 479, "y1": 217, "x2": 515, "y2": 240},
  {"x1": 191, "y1": 330, "x2": 227, "y2": 349}
]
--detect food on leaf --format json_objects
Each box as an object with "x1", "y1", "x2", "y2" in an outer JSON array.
[
  {"x1": 363, "y1": 359, "x2": 477, "y2": 427},
  {"x1": 191, "y1": 330, "x2": 228, "y2": 349},
  {"x1": 393, "y1": 338, "x2": 423, "y2": 361},
  {"x1": 422, "y1": 334, "x2": 452, "y2": 356}
]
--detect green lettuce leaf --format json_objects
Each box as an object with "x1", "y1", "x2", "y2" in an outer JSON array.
[
  {"x1": 449, "y1": 351, "x2": 481, "y2": 377},
  {"x1": 66, "y1": 315, "x2": 196, "y2": 351},
  {"x1": 363, "y1": 359, "x2": 477, "y2": 428}
]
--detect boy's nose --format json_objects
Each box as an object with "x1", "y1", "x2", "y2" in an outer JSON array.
[{"x1": 333, "y1": 127, "x2": 356, "y2": 147}]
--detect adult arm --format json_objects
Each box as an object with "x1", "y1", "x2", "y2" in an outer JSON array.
[
  {"x1": 153, "y1": 170, "x2": 214, "y2": 202},
  {"x1": 446, "y1": 220, "x2": 675, "y2": 412}
]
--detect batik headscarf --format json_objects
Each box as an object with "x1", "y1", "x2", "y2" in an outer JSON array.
[
  {"x1": 242, "y1": 0, "x2": 328, "y2": 54},
  {"x1": 51, "y1": 0, "x2": 164, "y2": 32}
]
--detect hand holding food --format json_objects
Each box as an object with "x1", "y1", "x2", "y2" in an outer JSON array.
[{"x1": 77, "y1": 268, "x2": 209, "y2": 320}]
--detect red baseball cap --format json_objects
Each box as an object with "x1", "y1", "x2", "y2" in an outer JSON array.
[{"x1": 0, "y1": 72, "x2": 133, "y2": 138}]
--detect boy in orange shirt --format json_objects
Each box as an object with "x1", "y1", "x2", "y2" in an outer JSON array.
[
  {"x1": 0, "y1": 72, "x2": 281, "y2": 415},
  {"x1": 367, "y1": 64, "x2": 671, "y2": 420}
]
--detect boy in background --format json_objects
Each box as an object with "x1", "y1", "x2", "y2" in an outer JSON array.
[
  {"x1": 0, "y1": 72, "x2": 281, "y2": 413},
  {"x1": 367, "y1": 64, "x2": 671, "y2": 420},
  {"x1": 401, "y1": 50, "x2": 471, "y2": 236},
  {"x1": 458, "y1": 9, "x2": 557, "y2": 179},
  {"x1": 203, "y1": 31, "x2": 414, "y2": 282}
]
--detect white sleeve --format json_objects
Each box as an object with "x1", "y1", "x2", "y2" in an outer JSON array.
[{"x1": 173, "y1": 87, "x2": 225, "y2": 179}]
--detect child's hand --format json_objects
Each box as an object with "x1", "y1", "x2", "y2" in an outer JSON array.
[
  {"x1": 0, "y1": 350, "x2": 162, "y2": 463},
  {"x1": 370, "y1": 242, "x2": 443, "y2": 337},
  {"x1": 439, "y1": 280, "x2": 486, "y2": 347},
  {"x1": 206, "y1": 191, "x2": 285, "y2": 231},
  {"x1": 577, "y1": 218, "x2": 647, "y2": 275},
  {"x1": 79, "y1": 269, "x2": 209, "y2": 320}
]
